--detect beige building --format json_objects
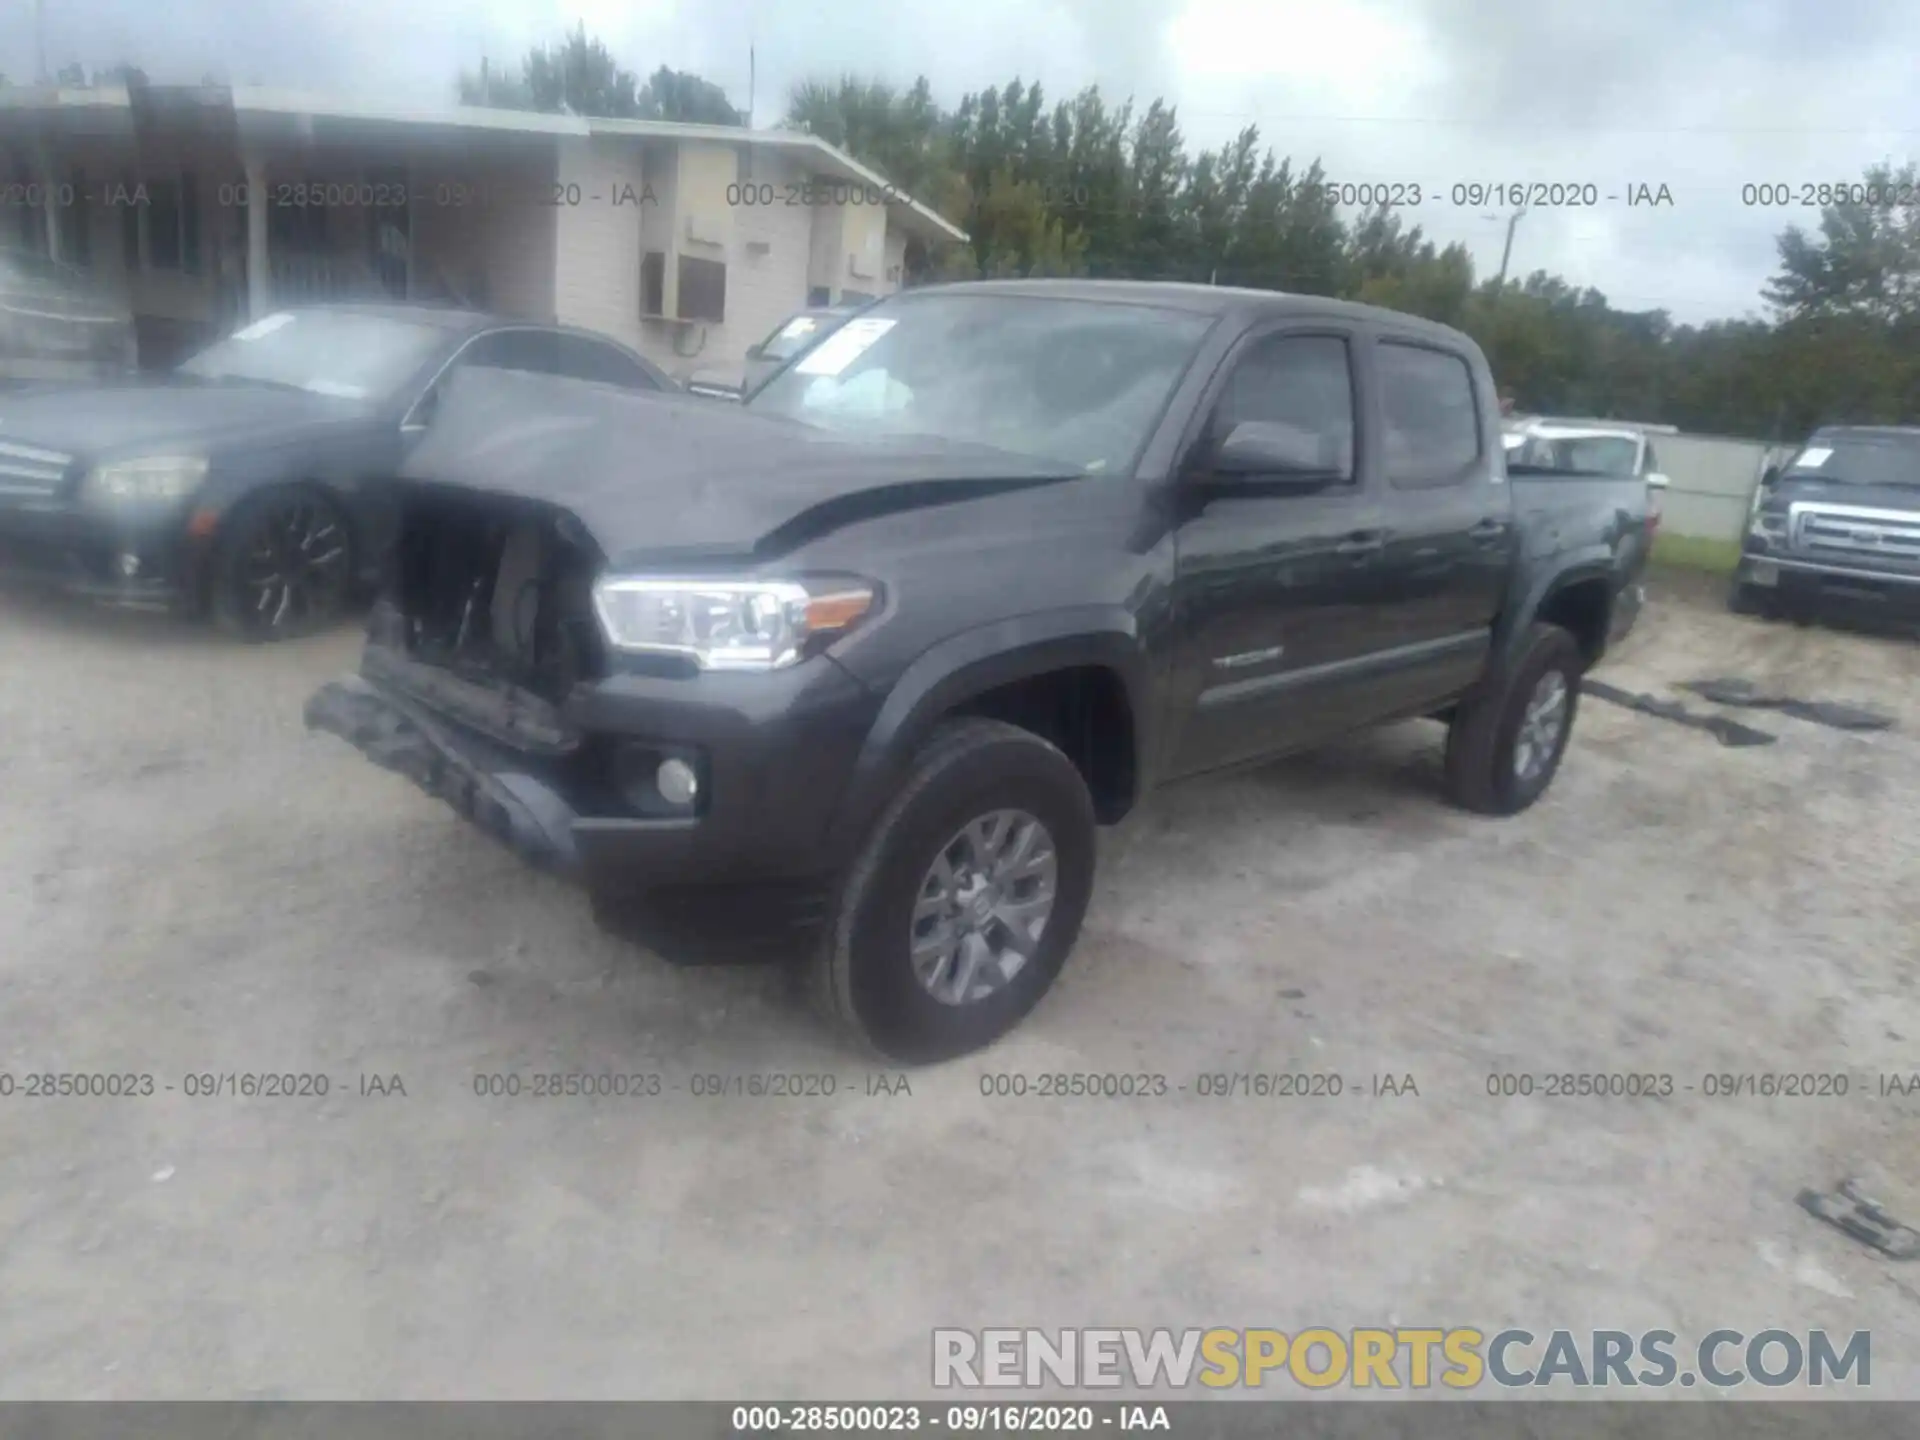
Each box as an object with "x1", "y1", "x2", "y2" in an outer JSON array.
[{"x1": 0, "y1": 83, "x2": 965, "y2": 379}]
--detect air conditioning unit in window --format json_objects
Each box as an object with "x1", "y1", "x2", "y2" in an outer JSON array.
[{"x1": 676, "y1": 254, "x2": 725, "y2": 322}]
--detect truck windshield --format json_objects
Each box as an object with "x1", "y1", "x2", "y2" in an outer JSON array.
[
  {"x1": 1790, "y1": 434, "x2": 1920, "y2": 487},
  {"x1": 747, "y1": 293, "x2": 1217, "y2": 475}
]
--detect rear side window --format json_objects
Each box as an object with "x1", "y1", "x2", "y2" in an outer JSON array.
[
  {"x1": 1213, "y1": 334, "x2": 1357, "y2": 485},
  {"x1": 458, "y1": 330, "x2": 558, "y2": 374},
  {"x1": 1378, "y1": 342, "x2": 1482, "y2": 487}
]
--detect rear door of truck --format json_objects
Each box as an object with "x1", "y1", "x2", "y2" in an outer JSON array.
[{"x1": 1357, "y1": 325, "x2": 1512, "y2": 713}]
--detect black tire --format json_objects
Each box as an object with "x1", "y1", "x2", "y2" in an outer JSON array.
[
  {"x1": 1444, "y1": 623, "x2": 1583, "y2": 817},
  {"x1": 809, "y1": 718, "x2": 1097, "y2": 1064},
  {"x1": 1728, "y1": 581, "x2": 1773, "y2": 619},
  {"x1": 211, "y1": 485, "x2": 355, "y2": 641}
]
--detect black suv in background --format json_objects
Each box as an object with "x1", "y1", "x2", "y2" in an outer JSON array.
[
  {"x1": 308, "y1": 280, "x2": 1651, "y2": 1062},
  {"x1": 1733, "y1": 426, "x2": 1920, "y2": 619}
]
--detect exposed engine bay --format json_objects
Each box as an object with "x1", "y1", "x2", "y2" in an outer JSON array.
[{"x1": 388, "y1": 488, "x2": 606, "y2": 706}]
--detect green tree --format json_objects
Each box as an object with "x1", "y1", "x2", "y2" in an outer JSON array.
[
  {"x1": 458, "y1": 33, "x2": 741, "y2": 122},
  {"x1": 637, "y1": 66, "x2": 741, "y2": 124},
  {"x1": 1765, "y1": 163, "x2": 1920, "y2": 322},
  {"x1": 786, "y1": 76, "x2": 954, "y2": 206}
]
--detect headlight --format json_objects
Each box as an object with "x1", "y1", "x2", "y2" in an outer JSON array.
[
  {"x1": 590, "y1": 576, "x2": 877, "y2": 671},
  {"x1": 81, "y1": 455, "x2": 208, "y2": 504}
]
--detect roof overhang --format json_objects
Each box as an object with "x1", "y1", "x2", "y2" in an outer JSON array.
[
  {"x1": 0, "y1": 87, "x2": 967, "y2": 244},
  {"x1": 587, "y1": 117, "x2": 967, "y2": 245},
  {"x1": 0, "y1": 85, "x2": 137, "y2": 140}
]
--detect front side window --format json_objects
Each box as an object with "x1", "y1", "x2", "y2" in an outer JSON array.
[
  {"x1": 549, "y1": 335, "x2": 660, "y2": 390},
  {"x1": 455, "y1": 330, "x2": 558, "y2": 375},
  {"x1": 1211, "y1": 333, "x2": 1357, "y2": 484},
  {"x1": 1378, "y1": 342, "x2": 1482, "y2": 486}
]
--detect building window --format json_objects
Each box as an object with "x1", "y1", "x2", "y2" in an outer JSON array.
[
  {"x1": 677, "y1": 254, "x2": 725, "y2": 322},
  {"x1": 66, "y1": 166, "x2": 90, "y2": 268},
  {"x1": 119, "y1": 173, "x2": 139, "y2": 268},
  {"x1": 640, "y1": 250, "x2": 666, "y2": 317},
  {"x1": 13, "y1": 162, "x2": 45, "y2": 254},
  {"x1": 268, "y1": 194, "x2": 328, "y2": 253},
  {"x1": 806, "y1": 286, "x2": 831, "y2": 307},
  {"x1": 124, "y1": 172, "x2": 202, "y2": 275},
  {"x1": 147, "y1": 178, "x2": 182, "y2": 270}
]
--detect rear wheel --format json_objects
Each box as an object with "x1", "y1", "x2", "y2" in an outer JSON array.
[
  {"x1": 1444, "y1": 623, "x2": 1583, "y2": 816},
  {"x1": 809, "y1": 718, "x2": 1097, "y2": 1064},
  {"x1": 211, "y1": 486, "x2": 355, "y2": 641}
]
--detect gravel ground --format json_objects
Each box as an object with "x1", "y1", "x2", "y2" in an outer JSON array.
[{"x1": 2, "y1": 574, "x2": 1918, "y2": 1401}]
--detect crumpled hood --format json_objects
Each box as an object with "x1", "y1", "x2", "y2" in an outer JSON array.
[
  {"x1": 0, "y1": 379, "x2": 377, "y2": 460},
  {"x1": 397, "y1": 365, "x2": 1085, "y2": 566}
]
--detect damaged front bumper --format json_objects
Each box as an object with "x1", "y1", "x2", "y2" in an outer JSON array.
[
  {"x1": 305, "y1": 675, "x2": 586, "y2": 877},
  {"x1": 304, "y1": 639, "x2": 885, "y2": 898}
]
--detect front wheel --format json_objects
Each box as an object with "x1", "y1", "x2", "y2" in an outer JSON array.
[
  {"x1": 211, "y1": 485, "x2": 355, "y2": 641},
  {"x1": 809, "y1": 718, "x2": 1097, "y2": 1064},
  {"x1": 1728, "y1": 581, "x2": 1774, "y2": 619},
  {"x1": 1444, "y1": 623, "x2": 1583, "y2": 816}
]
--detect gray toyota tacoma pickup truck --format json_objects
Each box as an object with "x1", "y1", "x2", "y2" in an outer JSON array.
[{"x1": 307, "y1": 280, "x2": 1652, "y2": 1062}]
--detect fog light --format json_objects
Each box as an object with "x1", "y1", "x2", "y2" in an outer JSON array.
[
  {"x1": 656, "y1": 757, "x2": 699, "y2": 807},
  {"x1": 117, "y1": 552, "x2": 141, "y2": 578}
]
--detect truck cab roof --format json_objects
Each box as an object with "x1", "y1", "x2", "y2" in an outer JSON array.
[{"x1": 911, "y1": 278, "x2": 1479, "y2": 345}]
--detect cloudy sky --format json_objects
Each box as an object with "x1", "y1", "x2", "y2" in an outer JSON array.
[{"x1": 7, "y1": 0, "x2": 1918, "y2": 323}]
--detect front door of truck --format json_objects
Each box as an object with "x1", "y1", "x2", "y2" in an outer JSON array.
[{"x1": 1164, "y1": 325, "x2": 1401, "y2": 778}]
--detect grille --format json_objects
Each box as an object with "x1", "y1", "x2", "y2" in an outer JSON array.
[
  {"x1": 1791, "y1": 503, "x2": 1920, "y2": 565},
  {"x1": 0, "y1": 440, "x2": 75, "y2": 498}
]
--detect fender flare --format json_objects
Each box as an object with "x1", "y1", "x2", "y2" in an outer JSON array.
[
  {"x1": 1498, "y1": 548, "x2": 1617, "y2": 671},
  {"x1": 822, "y1": 605, "x2": 1155, "y2": 859}
]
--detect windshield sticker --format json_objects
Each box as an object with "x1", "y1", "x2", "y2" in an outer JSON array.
[
  {"x1": 231, "y1": 312, "x2": 295, "y2": 342},
  {"x1": 1794, "y1": 446, "x2": 1832, "y2": 469},
  {"x1": 305, "y1": 379, "x2": 369, "y2": 400},
  {"x1": 795, "y1": 317, "x2": 896, "y2": 376},
  {"x1": 777, "y1": 316, "x2": 819, "y2": 340}
]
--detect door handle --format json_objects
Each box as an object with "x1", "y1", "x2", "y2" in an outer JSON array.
[
  {"x1": 1336, "y1": 531, "x2": 1384, "y2": 559},
  {"x1": 1469, "y1": 518, "x2": 1508, "y2": 541}
]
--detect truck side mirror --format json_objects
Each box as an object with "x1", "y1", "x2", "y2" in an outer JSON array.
[
  {"x1": 1645, "y1": 471, "x2": 1670, "y2": 490},
  {"x1": 1209, "y1": 420, "x2": 1347, "y2": 490},
  {"x1": 1761, "y1": 463, "x2": 1782, "y2": 489}
]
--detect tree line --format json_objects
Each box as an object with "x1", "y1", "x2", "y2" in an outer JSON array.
[
  {"x1": 784, "y1": 76, "x2": 1919, "y2": 441},
  {"x1": 455, "y1": 32, "x2": 1920, "y2": 438}
]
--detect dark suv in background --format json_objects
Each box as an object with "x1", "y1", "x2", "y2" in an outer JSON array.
[{"x1": 1733, "y1": 425, "x2": 1920, "y2": 620}]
